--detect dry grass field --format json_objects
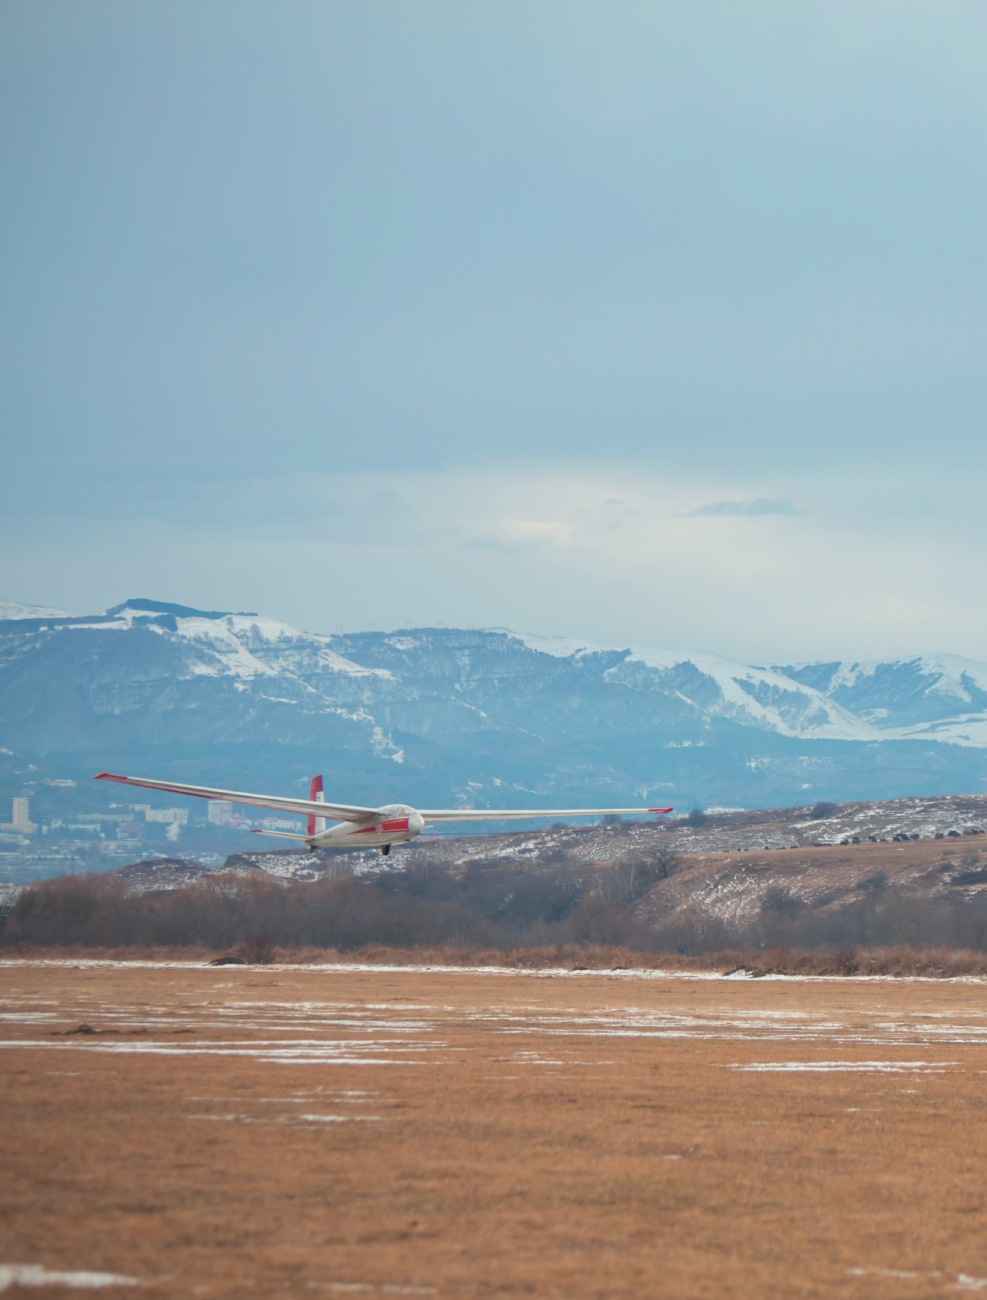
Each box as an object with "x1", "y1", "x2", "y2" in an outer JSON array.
[{"x1": 2, "y1": 962, "x2": 987, "y2": 1298}]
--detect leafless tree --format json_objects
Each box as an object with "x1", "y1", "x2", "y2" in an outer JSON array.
[{"x1": 654, "y1": 841, "x2": 681, "y2": 879}]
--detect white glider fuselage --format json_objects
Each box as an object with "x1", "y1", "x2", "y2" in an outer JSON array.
[{"x1": 307, "y1": 805, "x2": 425, "y2": 850}]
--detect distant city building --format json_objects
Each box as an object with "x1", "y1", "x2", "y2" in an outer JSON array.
[
  {"x1": 145, "y1": 808, "x2": 189, "y2": 824},
  {"x1": 101, "y1": 840, "x2": 141, "y2": 854},
  {"x1": 1, "y1": 797, "x2": 38, "y2": 834},
  {"x1": 207, "y1": 800, "x2": 234, "y2": 825}
]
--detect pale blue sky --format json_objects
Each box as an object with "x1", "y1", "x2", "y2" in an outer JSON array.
[{"x1": 2, "y1": 2, "x2": 986, "y2": 661}]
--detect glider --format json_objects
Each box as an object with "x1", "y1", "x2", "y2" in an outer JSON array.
[{"x1": 95, "y1": 771, "x2": 673, "y2": 855}]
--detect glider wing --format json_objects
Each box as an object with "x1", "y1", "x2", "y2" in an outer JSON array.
[
  {"x1": 94, "y1": 772, "x2": 378, "y2": 823},
  {"x1": 419, "y1": 807, "x2": 673, "y2": 823}
]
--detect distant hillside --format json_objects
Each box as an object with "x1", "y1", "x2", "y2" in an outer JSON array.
[
  {"x1": 1, "y1": 598, "x2": 987, "y2": 811},
  {"x1": 6, "y1": 793, "x2": 986, "y2": 958}
]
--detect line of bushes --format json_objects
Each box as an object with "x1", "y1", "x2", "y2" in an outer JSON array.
[{"x1": 3, "y1": 852, "x2": 987, "y2": 958}]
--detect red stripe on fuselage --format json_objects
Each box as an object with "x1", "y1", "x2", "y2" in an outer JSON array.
[{"x1": 351, "y1": 818, "x2": 410, "y2": 835}]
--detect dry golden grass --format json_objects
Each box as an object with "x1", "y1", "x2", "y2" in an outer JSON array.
[{"x1": 2, "y1": 961, "x2": 986, "y2": 1298}]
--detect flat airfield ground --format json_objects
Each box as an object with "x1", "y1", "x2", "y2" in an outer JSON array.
[{"x1": 1, "y1": 963, "x2": 986, "y2": 1299}]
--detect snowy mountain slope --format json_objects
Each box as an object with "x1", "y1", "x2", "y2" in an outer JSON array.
[
  {"x1": 510, "y1": 630, "x2": 987, "y2": 746},
  {"x1": 2, "y1": 599, "x2": 987, "y2": 809},
  {"x1": 0, "y1": 599, "x2": 390, "y2": 683},
  {"x1": 776, "y1": 654, "x2": 987, "y2": 745},
  {"x1": 0, "y1": 600, "x2": 403, "y2": 761},
  {"x1": 511, "y1": 633, "x2": 877, "y2": 741},
  {"x1": 0, "y1": 602, "x2": 78, "y2": 621}
]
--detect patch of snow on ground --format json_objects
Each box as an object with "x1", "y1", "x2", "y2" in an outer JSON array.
[
  {"x1": 732, "y1": 1060, "x2": 958, "y2": 1073},
  {"x1": 0, "y1": 1264, "x2": 141, "y2": 1290}
]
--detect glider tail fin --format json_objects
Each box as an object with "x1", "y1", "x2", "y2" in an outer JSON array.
[{"x1": 307, "y1": 774, "x2": 326, "y2": 836}]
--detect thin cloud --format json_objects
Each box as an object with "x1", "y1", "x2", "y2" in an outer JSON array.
[
  {"x1": 688, "y1": 498, "x2": 800, "y2": 517},
  {"x1": 461, "y1": 519, "x2": 573, "y2": 552}
]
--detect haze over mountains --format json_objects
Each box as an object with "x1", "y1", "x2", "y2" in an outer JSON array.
[{"x1": 2, "y1": 598, "x2": 987, "y2": 815}]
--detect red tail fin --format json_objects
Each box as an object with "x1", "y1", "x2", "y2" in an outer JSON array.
[{"x1": 308, "y1": 774, "x2": 324, "y2": 835}]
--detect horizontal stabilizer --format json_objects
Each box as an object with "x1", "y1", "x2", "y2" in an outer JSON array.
[{"x1": 250, "y1": 828, "x2": 311, "y2": 842}]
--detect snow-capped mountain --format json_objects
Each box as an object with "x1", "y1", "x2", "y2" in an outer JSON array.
[
  {"x1": 1, "y1": 598, "x2": 986, "y2": 809},
  {"x1": 776, "y1": 655, "x2": 987, "y2": 744},
  {"x1": 508, "y1": 633, "x2": 987, "y2": 747},
  {"x1": 510, "y1": 633, "x2": 878, "y2": 742}
]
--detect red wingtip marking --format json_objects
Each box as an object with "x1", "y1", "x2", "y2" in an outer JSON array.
[
  {"x1": 94, "y1": 771, "x2": 127, "y2": 783},
  {"x1": 648, "y1": 807, "x2": 674, "y2": 814}
]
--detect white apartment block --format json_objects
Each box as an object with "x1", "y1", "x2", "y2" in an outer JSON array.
[
  {"x1": 1, "y1": 797, "x2": 38, "y2": 834},
  {"x1": 145, "y1": 808, "x2": 189, "y2": 824},
  {"x1": 207, "y1": 800, "x2": 234, "y2": 824}
]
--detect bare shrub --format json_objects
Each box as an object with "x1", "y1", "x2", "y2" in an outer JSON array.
[
  {"x1": 654, "y1": 842, "x2": 680, "y2": 879},
  {"x1": 833, "y1": 945, "x2": 859, "y2": 974},
  {"x1": 539, "y1": 845, "x2": 569, "y2": 866},
  {"x1": 658, "y1": 907, "x2": 732, "y2": 956},
  {"x1": 567, "y1": 896, "x2": 646, "y2": 947},
  {"x1": 594, "y1": 858, "x2": 660, "y2": 905},
  {"x1": 755, "y1": 947, "x2": 792, "y2": 974},
  {"x1": 760, "y1": 886, "x2": 806, "y2": 917},
  {"x1": 240, "y1": 933, "x2": 274, "y2": 964},
  {"x1": 810, "y1": 802, "x2": 839, "y2": 819}
]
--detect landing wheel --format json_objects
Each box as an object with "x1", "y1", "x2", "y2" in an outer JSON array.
[{"x1": 381, "y1": 843, "x2": 391, "y2": 856}]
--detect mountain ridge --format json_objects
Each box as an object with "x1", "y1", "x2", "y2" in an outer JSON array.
[{"x1": 2, "y1": 598, "x2": 986, "y2": 812}]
